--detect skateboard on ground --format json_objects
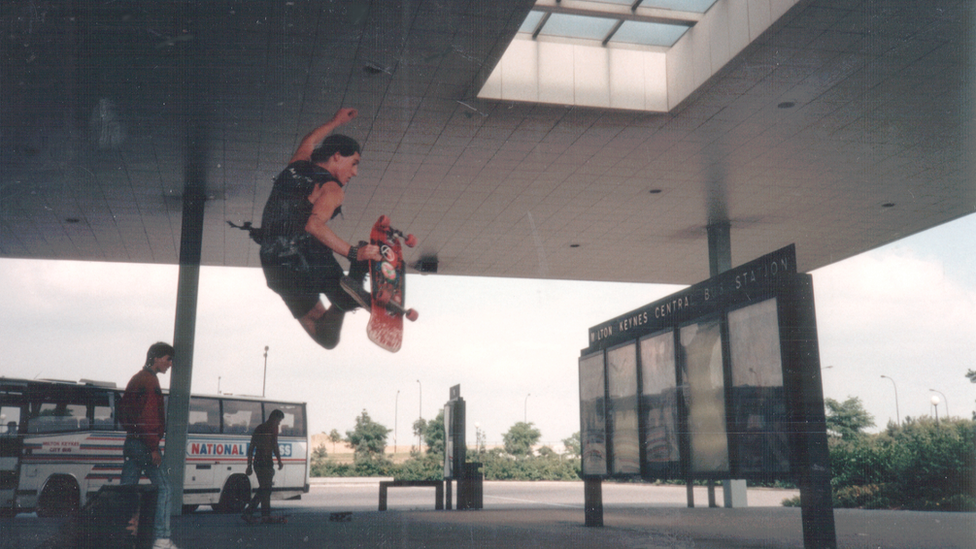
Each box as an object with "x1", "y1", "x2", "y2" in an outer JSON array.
[
  {"x1": 341, "y1": 215, "x2": 418, "y2": 353},
  {"x1": 242, "y1": 514, "x2": 288, "y2": 524},
  {"x1": 329, "y1": 511, "x2": 352, "y2": 522}
]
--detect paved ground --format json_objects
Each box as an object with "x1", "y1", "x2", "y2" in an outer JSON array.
[{"x1": 3, "y1": 480, "x2": 973, "y2": 548}]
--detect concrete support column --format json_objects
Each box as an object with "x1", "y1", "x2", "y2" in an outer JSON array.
[
  {"x1": 164, "y1": 1, "x2": 208, "y2": 515},
  {"x1": 164, "y1": 187, "x2": 205, "y2": 516},
  {"x1": 706, "y1": 221, "x2": 747, "y2": 508},
  {"x1": 707, "y1": 221, "x2": 731, "y2": 276}
]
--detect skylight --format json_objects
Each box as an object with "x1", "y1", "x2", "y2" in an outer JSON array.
[
  {"x1": 480, "y1": 0, "x2": 801, "y2": 112},
  {"x1": 515, "y1": 0, "x2": 707, "y2": 50}
]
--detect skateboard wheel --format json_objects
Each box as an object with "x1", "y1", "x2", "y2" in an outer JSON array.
[
  {"x1": 406, "y1": 309, "x2": 418, "y2": 322},
  {"x1": 404, "y1": 234, "x2": 418, "y2": 248}
]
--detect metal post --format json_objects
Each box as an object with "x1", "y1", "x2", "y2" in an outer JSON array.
[
  {"x1": 584, "y1": 477, "x2": 603, "y2": 527},
  {"x1": 262, "y1": 346, "x2": 269, "y2": 397}
]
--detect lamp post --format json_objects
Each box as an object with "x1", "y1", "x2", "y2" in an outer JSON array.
[
  {"x1": 262, "y1": 345, "x2": 269, "y2": 397},
  {"x1": 880, "y1": 375, "x2": 900, "y2": 427},
  {"x1": 416, "y1": 379, "x2": 422, "y2": 448},
  {"x1": 930, "y1": 395, "x2": 940, "y2": 424},
  {"x1": 929, "y1": 389, "x2": 949, "y2": 419},
  {"x1": 524, "y1": 393, "x2": 530, "y2": 423},
  {"x1": 395, "y1": 390, "x2": 400, "y2": 452}
]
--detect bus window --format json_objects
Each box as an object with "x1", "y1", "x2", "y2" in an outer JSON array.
[
  {"x1": 222, "y1": 400, "x2": 261, "y2": 435},
  {"x1": 91, "y1": 391, "x2": 115, "y2": 430},
  {"x1": 28, "y1": 403, "x2": 88, "y2": 433},
  {"x1": 1, "y1": 406, "x2": 22, "y2": 435},
  {"x1": 265, "y1": 403, "x2": 305, "y2": 437},
  {"x1": 187, "y1": 397, "x2": 220, "y2": 434},
  {"x1": 92, "y1": 404, "x2": 114, "y2": 430}
]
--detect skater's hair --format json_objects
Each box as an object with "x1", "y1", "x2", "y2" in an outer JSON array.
[
  {"x1": 311, "y1": 134, "x2": 360, "y2": 163},
  {"x1": 144, "y1": 342, "x2": 175, "y2": 368},
  {"x1": 269, "y1": 409, "x2": 285, "y2": 422}
]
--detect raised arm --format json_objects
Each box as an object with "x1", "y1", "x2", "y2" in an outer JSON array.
[{"x1": 290, "y1": 108, "x2": 358, "y2": 163}]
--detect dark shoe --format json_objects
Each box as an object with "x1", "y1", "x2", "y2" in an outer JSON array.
[
  {"x1": 340, "y1": 276, "x2": 371, "y2": 310},
  {"x1": 313, "y1": 307, "x2": 345, "y2": 350}
]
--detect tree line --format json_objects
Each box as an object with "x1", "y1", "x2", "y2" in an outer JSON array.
[
  {"x1": 314, "y1": 381, "x2": 975, "y2": 512},
  {"x1": 310, "y1": 409, "x2": 581, "y2": 481}
]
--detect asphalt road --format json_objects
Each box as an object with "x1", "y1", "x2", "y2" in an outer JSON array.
[
  {"x1": 299, "y1": 478, "x2": 798, "y2": 511},
  {"x1": 3, "y1": 481, "x2": 973, "y2": 549}
]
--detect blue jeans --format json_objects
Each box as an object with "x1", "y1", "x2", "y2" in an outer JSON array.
[{"x1": 121, "y1": 437, "x2": 172, "y2": 539}]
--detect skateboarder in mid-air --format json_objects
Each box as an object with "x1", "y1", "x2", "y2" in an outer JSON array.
[{"x1": 252, "y1": 108, "x2": 382, "y2": 349}]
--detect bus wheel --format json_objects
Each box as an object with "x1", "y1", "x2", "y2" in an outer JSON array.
[
  {"x1": 37, "y1": 476, "x2": 80, "y2": 518},
  {"x1": 215, "y1": 475, "x2": 250, "y2": 514}
]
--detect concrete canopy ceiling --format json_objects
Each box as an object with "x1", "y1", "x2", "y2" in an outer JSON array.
[{"x1": 1, "y1": 0, "x2": 973, "y2": 285}]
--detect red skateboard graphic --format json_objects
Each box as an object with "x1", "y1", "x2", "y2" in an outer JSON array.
[{"x1": 343, "y1": 216, "x2": 418, "y2": 353}]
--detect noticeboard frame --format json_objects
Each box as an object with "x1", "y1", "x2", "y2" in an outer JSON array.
[{"x1": 578, "y1": 245, "x2": 828, "y2": 483}]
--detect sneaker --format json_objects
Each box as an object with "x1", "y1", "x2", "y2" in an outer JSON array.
[
  {"x1": 152, "y1": 539, "x2": 180, "y2": 549},
  {"x1": 340, "y1": 276, "x2": 371, "y2": 310}
]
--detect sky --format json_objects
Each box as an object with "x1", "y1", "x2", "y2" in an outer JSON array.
[{"x1": 1, "y1": 213, "x2": 974, "y2": 450}]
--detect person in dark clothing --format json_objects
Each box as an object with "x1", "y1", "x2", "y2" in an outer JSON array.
[
  {"x1": 255, "y1": 107, "x2": 381, "y2": 350},
  {"x1": 242, "y1": 409, "x2": 285, "y2": 520},
  {"x1": 119, "y1": 342, "x2": 178, "y2": 549}
]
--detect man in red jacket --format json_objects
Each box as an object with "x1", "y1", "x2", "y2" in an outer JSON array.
[{"x1": 120, "y1": 342, "x2": 178, "y2": 549}]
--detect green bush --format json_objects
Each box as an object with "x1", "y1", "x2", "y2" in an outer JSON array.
[
  {"x1": 311, "y1": 459, "x2": 353, "y2": 477},
  {"x1": 394, "y1": 452, "x2": 443, "y2": 481},
  {"x1": 477, "y1": 448, "x2": 581, "y2": 481},
  {"x1": 827, "y1": 417, "x2": 975, "y2": 511}
]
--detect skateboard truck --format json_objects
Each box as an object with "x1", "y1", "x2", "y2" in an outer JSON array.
[{"x1": 340, "y1": 276, "x2": 418, "y2": 321}]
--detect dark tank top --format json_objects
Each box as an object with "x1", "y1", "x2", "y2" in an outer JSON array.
[{"x1": 259, "y1": 161, "x2": 341, "y2": 266}]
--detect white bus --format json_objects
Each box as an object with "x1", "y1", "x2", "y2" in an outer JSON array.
[{"x1": 0, "y1": 377, "x2": 309, "y2": 517}]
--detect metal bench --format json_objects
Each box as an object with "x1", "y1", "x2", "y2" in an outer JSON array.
[{"x1": 378, "y1": 480, "x2": 444, "y2": 511}]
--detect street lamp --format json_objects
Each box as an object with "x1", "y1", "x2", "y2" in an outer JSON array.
[
  {"x1": 262, "y1": 345, "x2": 269, "y2": 397},
  {"x1": 931, "y1": 395, "x2": 941, "y2": 424},
  {"x1": 416, "y1": 379, "x2": 422, "y2": 448},
  {"x1": 880, "y1": 375, "x2": 900, "y2": 427},
  {"x1": 929, "y1": 389, "x2": 949, "y2": 419},
  {"x1": 524, "y1": 393, "x2": 530, "y2": 423}
]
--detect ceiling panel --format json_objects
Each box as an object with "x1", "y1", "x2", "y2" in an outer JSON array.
[{"x1": 1, "y1": 0, "x2": 973, "y2": 285}]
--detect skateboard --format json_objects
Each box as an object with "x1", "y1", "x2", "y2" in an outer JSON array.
[
  {"x1": 343, "y1": 216, "x2": 418, "y2": 353},
  {"x1": 242, "y1": 514, "x2": 288, "y2": 524},
  {"x1": 329, "y1": 511, "x2": 352, "y2": 522}
]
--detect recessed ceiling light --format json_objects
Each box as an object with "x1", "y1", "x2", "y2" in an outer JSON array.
[{"x1": 777, "y1": 102, "x2": 795, "y2": 109}]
